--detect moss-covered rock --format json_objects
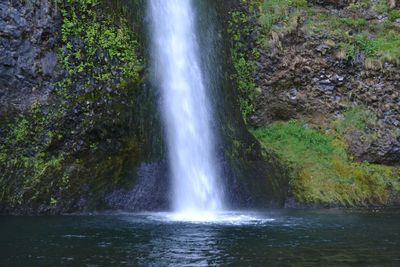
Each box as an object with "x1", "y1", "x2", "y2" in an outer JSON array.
[
  {"x1": 252, "y1": 121, "x2": 400, "y2": 206},
  {"x1": 0, "y1": 0, "x2": 151, "y2": 214},
  {"x1": 230, "y1": 0, "x2": 400, "y2": 206},
  {"x1": 205, "y1": 1, "x2": 289, "y2": 208}
]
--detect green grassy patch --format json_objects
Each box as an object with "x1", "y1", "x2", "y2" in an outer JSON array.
[
  {"x1": 334, "y1": 106, "x2": 377, "y2": 134},
  {"x1": 256, "y1": 0, "x2": 400, "y2": 65},
  {"x1": 259, "y1": 0, "x2": 308, "y2": 31},
  {"x1": 306, "y1": 2, "x2": 400, "y2": 65},
  {"x1": 251, "y1": 121, "x2": 399, "y2": 206}
]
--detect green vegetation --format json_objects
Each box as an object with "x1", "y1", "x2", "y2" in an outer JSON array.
[
  {"x1": 229, "y1": 0, "x2": 399, "y2": 123},
  {"x1": 389, "y1": 9, "x2": 400, "y2": 21},
  {"x1": 57, "y1": 0, "x2": 141, "y2": 93},
  {"x1": 252, "y1": 121, "x2": 399, "y2": 206},
  {"x1": 259, "y1": 0, "x2": 307, "y2": 31},
  {"x1": 253, "y1": 0, "x2": 400, "y2": 65},
  {"x1": 373, "y1": 0, "x2": 390, "y2": 14},
  {"x1": 0, "y1": 103, "x2": 67, "y2": 207},
  {"x1": 334, "y1": 106, "x2": 377, "y2": 135},
  {"x1": 0, "y1": 0, "x2": 142, "y2": 209},
  {"x1": 228, "y1": 0, "x2": 310, "y2": 122},
  {"x1": 304, "y1": 1, "x2": 400, "y2": 65},
  {"x1": 228, "y1": 4, "x2": 260, "y2": 123},
  {"x1": 229, "y1": 1, "x2": 400, "y2": 206}
]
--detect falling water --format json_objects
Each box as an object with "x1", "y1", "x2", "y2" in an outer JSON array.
[{"x1": 149, "y1": 0, "x2": 224, "y2": 214}]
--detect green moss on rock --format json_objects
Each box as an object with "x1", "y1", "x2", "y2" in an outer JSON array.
[
  {"x1": 0, "y1": 0, "x2": 143, "y2": 213},
  {"x1": 228, "y1": 1, "x2": 262, "y2": 123},
  {"x1": 252, "y1": 121, "x2": 400, "y2": 206},
  {"x1": 57, "y1": 0, "x2": 141, "y2": 84}
]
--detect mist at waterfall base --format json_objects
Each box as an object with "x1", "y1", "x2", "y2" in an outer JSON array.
[{"x1": 149, "y1": 0, "x2": 224, "y2": 218}]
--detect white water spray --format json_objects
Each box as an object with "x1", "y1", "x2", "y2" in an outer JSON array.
[{"x1": 149, "y1": 0, "x2": 224, "y2": 214}]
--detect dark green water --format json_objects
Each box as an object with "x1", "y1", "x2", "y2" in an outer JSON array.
[{"x1": 1, "y1": 209, "x2": 399, "y2": 266}]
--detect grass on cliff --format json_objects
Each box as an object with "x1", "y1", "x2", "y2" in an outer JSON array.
[
  {"x1": 257, "y1": 0, "x2": 400, "y2": 65},
  {"x1": 251, "y1": 121, "x2": 399, "y2": 206},
  {"x1": 259, "y1": 0, "x2": 308, "y2": 31},
  {"x1": 306, "y1": 1, "x2": 400, "y2": 65}
]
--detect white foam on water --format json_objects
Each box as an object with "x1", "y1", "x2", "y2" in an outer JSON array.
[{"x1": 142, "y1": 211, "x2": 275, "y2": 226}]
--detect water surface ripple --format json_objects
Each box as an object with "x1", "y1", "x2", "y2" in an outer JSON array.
[{"x1": 1, "y1": 209, "x2": 399, "y2": 266}]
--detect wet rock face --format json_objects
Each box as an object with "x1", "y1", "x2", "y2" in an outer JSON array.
[
  {"x1": 0, "y1": 0, "x2": 60, "y2": 114},
  {"x1": 0, "y1": 0, "x2": 166, "y2": 214},
  {"x1": 205, "y1": 0, "x2": 290, "y2": 207},
  {"x1": 105, "y1": 162, "x2": 170, "y2": 211},
  {"x1": 346, "y1": 129, "x2": 400, "y2": 164},
  {"x1": 251, "y1": 7, "x2": 400, "y2": 166}
]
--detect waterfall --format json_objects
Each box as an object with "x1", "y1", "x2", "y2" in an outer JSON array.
[{"x1": 149, "y1": 0, "x2": 224, "y2": 213}]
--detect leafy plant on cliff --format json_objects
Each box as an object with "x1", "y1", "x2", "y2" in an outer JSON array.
[
  {"x1": 228, "y1": 4, "x2": 260, "y2": 124},
  {"x1": 0, "y1": 0, "x2": 143, "y2": 210},
  {"x1": 0, "y1": 103, "x2": 67, "y2": 207},
  {"x1": 252, "y1": 121, "x2": 399, "y2": 206},
  {"x1": 58, "y1": 0, "x2": 141, "y2": 84},
  {"x1": 229, "y1": 0, "x2": 311, "y2": 125}
]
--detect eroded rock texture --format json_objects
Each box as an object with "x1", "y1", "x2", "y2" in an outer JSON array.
[
  {"x1": 0, "y1": 0, "x2": 60, "y2": 114},
  {"x1": 251, "y1": 2, "x2": 400, "y2": 165}
]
